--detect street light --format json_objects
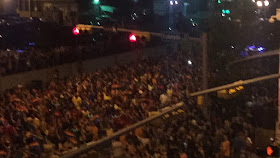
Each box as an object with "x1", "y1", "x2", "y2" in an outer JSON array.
[
  {"x1": 170, "y1": 1, "x2": 174, "y2": 5},
  {"x1": 264, "y1": 0, "x2": 269, "y2": 6},
  {"x1": 257, "y1": 1, "x2": 263, "y2": 7},
  {"x1": 93, "y1": 0, "x2": 99, "y2": 4}
]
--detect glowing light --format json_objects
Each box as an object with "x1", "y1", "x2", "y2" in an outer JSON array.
[
  {"x1": 93, "y1": 0, "x2": 99, "y2": 4},
  {"x1": 175, "y1": 1, "x2": 178, "y2": 4},
  {"x1": 129, "y1": 34, "x2": 137, "y2": 42},
  {"x1": 248, "y1": 45, "x2": 255, "y2": 50},
  {"x1": 229, "y1": 89, "x2": 237, "y2": 94},
  {"x1": 29, "y1": 42, "x2": 35, "y2": 46},
  {"x1": 256, "y1": 1, "x2": 263, "y2": 7},
  {"x1": 264, "y1": 0, "x2": 269, "y2": 6},
  {"x1": 17, "y1": 50, "x2": 24, "y2": 53},
  {"x1": 267, "y1": 146, "x2": 273, "y2": 156},
  {"x1": 222, "y1": 9, "x2": 230, "y2": 14},
  {"x1": 187, "y1": 60, "x2": 192, "y2": 65},
  {"x1": 170, "y1": 1, "x2": 174, "y2": 5},
  {"x1": 236, "y1": 86, "x2": 244, "y2": 90},
  {"x1": 257, "y1": 47, "x2": 265, "y2": 52},
  {"x1": 72, "y1": 27, "x2": 80, "y2": 35}
]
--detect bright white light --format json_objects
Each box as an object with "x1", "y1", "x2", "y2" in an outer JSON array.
[
  {"x1": 0, "y1": 35, "x2": 2, "y2": 38},
  {"x1": 175, "y1": 1, "x2": 178, "y2": 4},
  {"x1": 252, "y1": 0, "x2": 255, "y2": 2},
  {"x1": 170, "y1": 1, "x2": 173, "y2": 5},
  {"x1": 221, "y1": 13, "x2": 225, "y2": 17},
  {"x1": 257, "y1": 47, "x2": 265, "y2": 52},
  {"x1": 187, "y1": 60, "x2": 192, "y2": 65},
  {"x1": 256, "y1": 1, "x2": 263, "y2": 7},
  {"x1": 264, "y1": 0, "x2": 269, "y2": 6},
  {"x1": 129, "y1": 34, "x2": 137, "y2": 42},
  {"x1": 168, "y1": 27, "x2": 172, "y2": 31}
]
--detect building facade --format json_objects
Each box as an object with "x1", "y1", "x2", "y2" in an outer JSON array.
[
  {"x1": 0, "y1": 1, "x2": 3, "y2": 14},
  {"x1": 0, "y1": 0, "x2": 16, "y2": 15},
  {"x1": 153, "y1": 0, "x2": 210, "y2": 16},
  {"x1": 16, "y1": 0, "x2": 79, "y2": 25}
]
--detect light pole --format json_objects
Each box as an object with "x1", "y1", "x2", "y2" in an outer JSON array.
[
  {"x1": 201, "y1": 33, "x2": 208, "y2": 116},
  {"x1": 268, "y1": 4, "x2": 280, "y2": 144},
  {"x1": 93, "y1": 0, "x2": 100, "y2": 20}
]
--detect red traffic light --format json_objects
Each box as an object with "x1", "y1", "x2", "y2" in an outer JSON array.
[
  {"x1": 267, "y1": 146, "x2": 273, "y2": 156},
  {"x1": 129, "y1": 34, "x2": 137, "y2": 42},
  {"x1": 72, "y1": 27, "x2": 80, "y2": 35}
]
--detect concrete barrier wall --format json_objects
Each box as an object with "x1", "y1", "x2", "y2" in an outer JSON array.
[{"x1": 0, "y1": 46, "x2": 169, "y2": 91}]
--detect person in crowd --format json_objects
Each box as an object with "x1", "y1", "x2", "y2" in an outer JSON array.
[
  {"x1": 0, "y1": 53, "x2": 257, "y2": 158},
  {"x1": 220, "y1": 135, "x2": 230, "y2": 158},
  {"x1": 232, "y1": 131, "x2": 246, "y2": 158}
]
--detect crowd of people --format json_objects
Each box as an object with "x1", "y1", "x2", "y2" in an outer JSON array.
[
  {"x1": 0, "y1": 54, "x2": 198, "y2": 157},
  {"x1": 0, "y1": 46, "x2": 103, "y2": 75},
  {"x1": 105, "y1": 103, "x2": 256, "y2": 158},
  {"x1": 0, "y1": 51, "x2": 257, "y2": 158},
  {"x1": 0, "y1": 39, "x2": 132, "y2": 75},
  {"x1": 101, "y1": 81, "x2": 257, "y2": 157}
]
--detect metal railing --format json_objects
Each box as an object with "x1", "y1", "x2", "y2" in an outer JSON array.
[
  {"x1": 227, "y1": 49, "x2": 279, "y2": 68},
  {"x1": 61, "y1": 102, "x2": 184, "y2": 158}
]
